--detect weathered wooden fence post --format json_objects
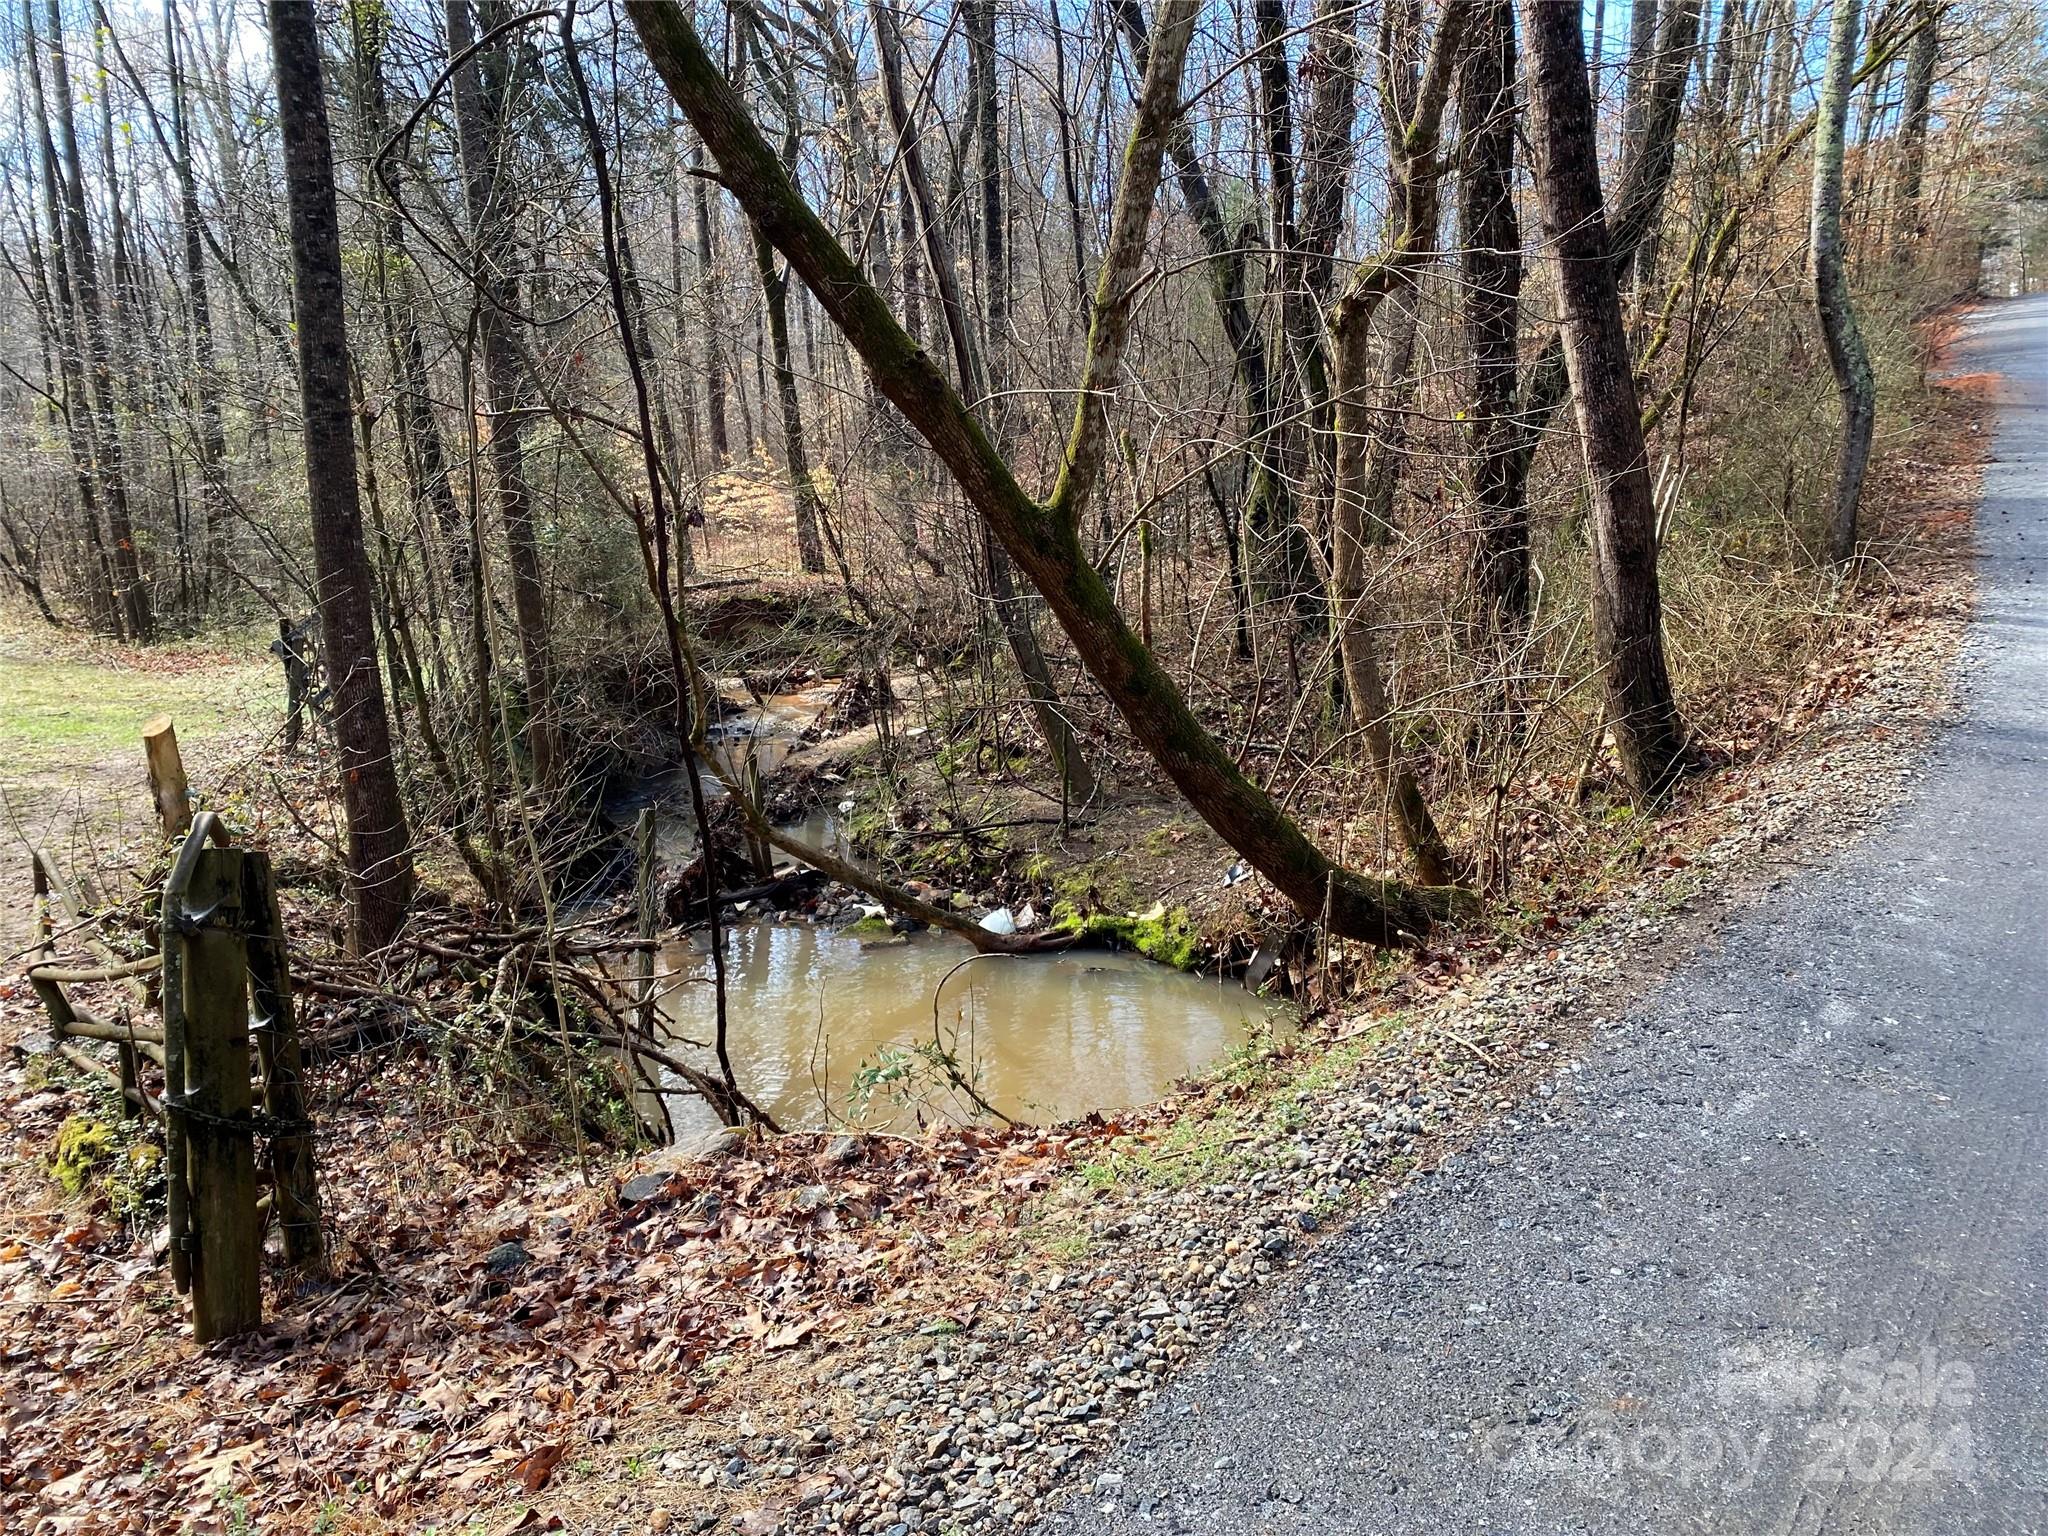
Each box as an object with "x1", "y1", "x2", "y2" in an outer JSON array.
[
  {"x1": 244, "y1": 851, "x2": 323, "y2": 1272},
  {"x1": 163, "y1": 824, "x2": 262, "y2": 1342},
  {"x1": 141, "y1": 715, "x2": 193, "y2": 840}
]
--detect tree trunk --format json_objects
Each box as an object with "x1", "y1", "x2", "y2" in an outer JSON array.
[
  {"x1": 20, "y1": 0, "x2": 122, "y2": 634},
  {"x1": 162, "y1": 0, "x2": 232, "y2": 615},
  {"x1": 1893, "y1": 0, "x2": 1938, "y2": 249},
  {"x1": 1326, "y1": 0, "x2": 1470, "y2": 885},
  {"x1": 1461, "y1": 0, "x2": 1528, "y2": 629},
  {"x1": 446, "y1": 0, "x2": 556, "y2": 786},
  {"x1": 43, "y1": 0, "x2": 150, "y2": 641},
  {"x1": 629, "y1": 0, "x2": 1459, "y2": 940},
  {"x1": 1812, "y1": 0, "x2": 1875, "y2": 566},
  {"x1": 1520, "y1": 0, "x2": 1687, "y2": 798},
  {"x1": 266, "y1": 0, "x2": 416, "y2": 950},
  {"x1": 692, "y1": 142, "x2": 731, "y2": 467},
  {"x1": 1624, "y1": 0, "x2": 1662, "y2": 151},
  {"x1": 1290, "y1": 0, "x2": 1363, "y2": 460}
]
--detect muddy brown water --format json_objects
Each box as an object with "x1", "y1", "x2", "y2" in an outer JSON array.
[
  {"x1": 648, "y1": 924, "x2": 1292, "y2": 1137},
  {"x1": 616, "y1": 678, "x2": 1290, "y2": 1136}
]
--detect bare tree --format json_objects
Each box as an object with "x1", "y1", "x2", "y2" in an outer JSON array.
[
  {"x1": 446, "y1": 0, "x2": 558, "y2": 786},
  {"x1": 1520, "y1": 0, "x2": 1687, "y2": 797},
  {"x1": 1325, "y1": 0, "x2": 1471, "y2": 885},
  {"x1": 629, "y1": 0, "x2": 1463, "y2": 938},
  {"x1": 1812, "y1": 0, "x2": 1876, "y2": 565},
  {"x1": 266, "y1": 0, "x2": 416, "y2": 949}
]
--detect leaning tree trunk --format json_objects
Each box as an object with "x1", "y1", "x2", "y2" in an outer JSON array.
[
  {"x1": 1812, "y1": 0, "x2": 1875, "y2": 567},
  {"x1": 1520, "y1": 0, "x2": 1688, "y2": 798},
  {"x1": 629, "y1": 0, "x2": 1460, "y2": 940},
  {"x1": 267, "y1": 0, "x2": 416, "y2": 951}
]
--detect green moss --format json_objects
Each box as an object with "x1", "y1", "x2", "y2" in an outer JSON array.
[
  {"x1": 51, "y1": 1116, "x2": 114, "y2": 1196},
  {"x1": 1050, "y1": 906, "x2": 1202, "y2": 971},
  {"x1": 846, "y1": 914, "x2": 894, "y2": 938}
]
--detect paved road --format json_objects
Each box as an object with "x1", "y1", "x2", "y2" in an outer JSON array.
[{"x1": 1045, "y1": 301, "x2": 2048, "y2": 1535}]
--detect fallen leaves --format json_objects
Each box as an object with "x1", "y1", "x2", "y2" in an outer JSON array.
[{"x1": 512, "y1": 1442, "x2": 566, "y2": 1493}]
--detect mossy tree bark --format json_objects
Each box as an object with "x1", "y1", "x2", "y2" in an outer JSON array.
[{"x1": 626, "y1": 0, "x2": 1461, "y2": 941}]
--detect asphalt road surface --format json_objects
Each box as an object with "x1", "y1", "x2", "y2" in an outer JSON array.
[{"x1": 1042, "y1": 300, "x2": 2048, "y2": 1535}]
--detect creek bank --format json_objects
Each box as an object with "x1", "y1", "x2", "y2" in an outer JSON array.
[{"x1": 526, "y1": 392, "x2": 1982, "y2": 1536}]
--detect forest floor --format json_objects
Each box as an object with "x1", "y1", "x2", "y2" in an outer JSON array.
[{"x1": 0, "y1": 367, "x2": 1991, "y2": 1535}]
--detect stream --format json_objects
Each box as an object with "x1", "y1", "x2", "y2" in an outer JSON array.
[
  {"x1": 607, "y1": 678, "x2": 1294, "y2": 1137},
  {"x1": 649, "y1": 925, "x2": 1291, "y2": 1137}
]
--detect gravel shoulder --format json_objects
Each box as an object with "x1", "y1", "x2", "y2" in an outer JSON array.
[{"x1": 1033, "y1": 302, "x2": 2048, "y2": 1535}]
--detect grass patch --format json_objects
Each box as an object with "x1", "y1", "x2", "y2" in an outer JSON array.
[{"x1": 0, "y1": 629, "x2": 273, "y2": 786}]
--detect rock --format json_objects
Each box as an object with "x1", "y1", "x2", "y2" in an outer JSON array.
[
  {"x1": 685, "y1": 1190, "x2": 723, "y2": 1225},
  {"x1": 819, "y1": 1133, "x2": 863, "y2": 1168},
  {"x1": 622, "y1": 1173, "x2": 673, "y2": 1207},
  {"x1": 483, "y1": 1240, "x2": 529, "y2": 1276},
  {"x1": 950, "y1": 892, "x2": 976, "y2": 911},
  {"x1": 683, "y1": 1124, "x2": 747, "y2": 1162},
  {"x1": 649, "y1": 1509, "x2": 673, "y2": 1533}
]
